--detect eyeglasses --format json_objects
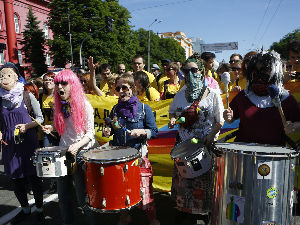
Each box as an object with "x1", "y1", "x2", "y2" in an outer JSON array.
[
  {"x1": 231, "y1": 67, "x2": 241, "y2": 72},
  {"x1": 54, "y1": 81, "x2": 68, "y2": 86},
  {"x1": 182, "y1": 67, "x2": 199, "y2": 74},
  {"x1": 229, "y1": 59, "x2": 241, "y2": 64},
  {"x1": 44, "y1": 78, "x2": 54, "y2": 82},
  {"x1": 115, "y1": 85, "x2": 130, "y2": 92},
  {"x1": 80, "y1": 80, "x2": 87, "y2": 84}
]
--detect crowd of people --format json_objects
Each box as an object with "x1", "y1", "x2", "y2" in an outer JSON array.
[{"x1": 0, "y1": 38, "x2": 299, "y2": 225}]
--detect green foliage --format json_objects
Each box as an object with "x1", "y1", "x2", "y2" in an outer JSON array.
[
  {"x1": 270, "y1": 29, "x2": 300, "y2": 60},
  {"x1": 48, "y1": 0, "x2": 185, "y2": 72},
  {"x1": 21, "y1": 7, "x2": 47, "y2": 77}
]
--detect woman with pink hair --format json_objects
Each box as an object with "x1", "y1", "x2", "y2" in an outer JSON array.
[{"x1": 43, "y1": 69, "x2": 98, "y2": 225}]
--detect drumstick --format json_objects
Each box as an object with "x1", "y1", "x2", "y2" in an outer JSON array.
[
  {"x1": 1, "y1": 140, "x2": 8, "y2": 146},
  {"x1": 268, "y1": 85, "x2": 286, "y2": 126},
  {"x1": 29, "y1": 115, "x2": 57, "y2": 138}
]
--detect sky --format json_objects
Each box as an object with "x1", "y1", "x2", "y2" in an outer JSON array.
[{"x1": 118, "y1": 0, "x2": 300, "y2": 63}]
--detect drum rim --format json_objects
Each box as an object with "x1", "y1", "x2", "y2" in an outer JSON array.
[
  {"x1": 84, "y1": 196, "x2": 142, "y2": 213},
  {"x1": 215, "y1": 142, "x2": 299, "y2": 157},
  {"x1": 82, "y1": 152, "x2": 141, "y2": 164},
  {"x1": 35, "y1": 146, "x2": 68, "y2": 152}
]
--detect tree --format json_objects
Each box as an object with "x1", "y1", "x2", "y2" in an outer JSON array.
[
  {"x1": 21, "y1": 7, "x2": 47, "y2": 77},
  {"x1": 48, "y1": 0, "x2": 138, "y2": 70},
  {"x1": 270, "y1": 29, "x2": 300, "y2": 60},
  {"x1": 131, "y1": 29, "x2": 186, "y2": 70}
]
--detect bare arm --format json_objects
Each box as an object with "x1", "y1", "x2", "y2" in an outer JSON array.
[{"x1": 88, "y1": 56, "x2": 104, "y2": 96}]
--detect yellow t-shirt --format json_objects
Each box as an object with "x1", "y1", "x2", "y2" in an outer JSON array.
[
  {"x1": 42, "y1": 94, "x2": 54, "y2": 125},
  {"x1": 159, "y1": 80, "x2": 180, "y2": 99},
  {"x1": 143, "y1": 70, "x2": 158, "y2": 90},
  {"x1": 138, "y1": 87, "x2": 160, "y2": 102},
  {"x1": 99, "y1": 80, "x2": 109, "y2": 93},
  {"x1": 158, "y1": 74, "x2": 168, "y2": 91}
]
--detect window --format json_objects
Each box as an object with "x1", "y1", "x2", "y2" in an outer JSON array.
[
  {"x1": 46, "y1": 53, "x2": 51, "y2": 66},
  {"x1": 43, "y1": 23, "x2": 49, "y2": 39},
  {"x1": 18, "y1": 50, "x2": 22, "y2": 65},
  {"x1": 0, "y1": 52, "x2": 5, "y2": 64},
  {"x1": 14, "y1": 14, "x2": 19, "y2": 33}
]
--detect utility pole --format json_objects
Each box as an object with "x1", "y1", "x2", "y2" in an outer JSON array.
[
  {"x1": 147, "y1": 19, "x2": 162, "y2": 72},
  {"x1": 67, "y1": 8, "x2": 73, "y2": 69}
]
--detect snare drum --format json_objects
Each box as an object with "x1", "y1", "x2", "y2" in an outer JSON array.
[
  {"x1": 33, "y1": 146, "x2": 73, "y2": 177},
  {"x1": 82, "y1": 146, "x2": 142, "y2": 212},
  {"x1": 211, "y1": 142, "x2": 298, "y2": 225},
  {"x1": 170, "y1": 139, "x2": 211, "y2": 178}
]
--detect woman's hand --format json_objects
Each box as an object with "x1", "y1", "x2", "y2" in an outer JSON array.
[
  {"x1": 68, "y1": 142, "x2": 81, "y2": 156},
  {"x1": 223, "y1": 107, "x2": 234, "y2": 123},
  {"x1": 103, "y1": 127, "x2": 111, "y2": 137},
  {"x1": 168, "y1": 117, "x2": 176, "y2": 129},
  {"x1": 42, "y1": 125, "x2": 54, "y2": 134},
  {"x1": 232, "y1": 86, "x2": 241, "y2": 92},
  {"x1": 0, "y1": 131, "x2": 2, "y2": 140},
  {"x1": 15, "y1": 124, "x2": 27, "y2": 133},
  {"x1": 88, "y1": 56, "x2": 96, "y2": 71},
  {"x1": 130, "y1": 129, "x2": 146, "y2": 138}
]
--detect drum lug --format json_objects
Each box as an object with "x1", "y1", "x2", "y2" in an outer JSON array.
[
  {"x1": 102, "y1": 197, "x2": 106, "y2": 208},
  {"x1": 125, "y1": 195, "x2": 130, "y2": 205},
  {"x1": 123, "y1": 164, "x2": 128, "y2": 173},
  {"x1": 100, "y1": 166, "x2": 104, "y2": 176}
]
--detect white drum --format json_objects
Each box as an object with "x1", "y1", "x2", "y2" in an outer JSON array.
[
  {"x1": 33, "y1": 146, "x2": 73, "y2": 177},
  {"x1": 170, "y1": 138, "x2": 211, "y2": 178}
]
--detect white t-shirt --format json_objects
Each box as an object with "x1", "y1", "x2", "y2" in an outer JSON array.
[
  {"x1": 59, "y1": 100, "x2": 97, "y2": 149},
  {"x1": 169, "y1": 86, "x2": 224, "y2": 142}
]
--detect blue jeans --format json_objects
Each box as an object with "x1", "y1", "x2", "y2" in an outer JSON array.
[{"x1": 56, "y1": 151, "x2": 96, "y2": 224}]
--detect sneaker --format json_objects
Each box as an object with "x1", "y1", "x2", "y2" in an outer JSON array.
[
  {"x1": 35, "y1": 211, "x2": 45, "y2": 225},
  {"x1": 10, "y1": 210, "x2": 31, "y2": 225}
]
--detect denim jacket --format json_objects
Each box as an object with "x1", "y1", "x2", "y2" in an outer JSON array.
[{"x1": 109, "y1": 102, "x2": 158, "y2": 149}]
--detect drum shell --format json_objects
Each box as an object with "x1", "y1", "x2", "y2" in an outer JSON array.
[
  {"x1": 212, "y1": 143, "x2": 298, "y2": 225},
  {"x1": 83, "y1": 148, "x2": 141, "y2": 212},
  {"x1": 34, "y1": 147, "x2": 72, "y2": 177}
]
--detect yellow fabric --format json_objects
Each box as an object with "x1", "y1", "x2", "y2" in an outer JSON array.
[
  {"x1": 157, "y1": 74, "x2": 168, "y2": 91},
  {"x1": 143, "y1": 70, "x2": 158, "y2": 90},
  {"x1": 159, "y1": 81, "x2": 180, "y2": 96},
  {"x1": 99, "y1": 80, "x2": 109, "y2": 93},
  {"x1": 137, "y1": 87, "x2": 160, "y2": 102},
  {"x1": 42, "y1": 94, "x2": 54, "y2": 125}
]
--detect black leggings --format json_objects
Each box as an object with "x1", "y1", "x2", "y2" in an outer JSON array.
[{"x1": 11, "y1": 176, "x2": 43, "y2": 208}]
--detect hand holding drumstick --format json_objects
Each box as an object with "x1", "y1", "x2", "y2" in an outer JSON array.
[
  {"x1": 0, "y1": 131, "x2": 8, "y2": 146},
  {"x1": 29, "y1": 115, "x2": 56, "y2": 138}
]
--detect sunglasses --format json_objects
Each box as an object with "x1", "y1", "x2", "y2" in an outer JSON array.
[
  {"x1": 182, "y1": 67, "x2": 199, "y2": 74},
  {"x1": 44, "y1": 78, "x2": 54, "y2": 82},
  {"x1": 54, "y1": 81, "x2": 68, "y2": 86},
  {"x1": 115, "y1": 85, "x2": 129, "y2": 92},
  {"x1": 167, "y1": 68, "x2": 175, "y2": 72},
  {"x1": 231, "y1": 67, "x2": 241, "y2": 72},
  {"x1": 80, "y1": 80, "x2": 87, "y2": 84}
]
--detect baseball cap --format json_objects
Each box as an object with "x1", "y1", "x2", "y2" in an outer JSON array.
[{"x1": 152, "y1": 64, "x2": 160, "y2": 70}]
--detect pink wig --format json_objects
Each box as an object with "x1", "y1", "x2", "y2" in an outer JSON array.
[{"x1": 53, "y1": 69, "x2": 87, "y2": 136}]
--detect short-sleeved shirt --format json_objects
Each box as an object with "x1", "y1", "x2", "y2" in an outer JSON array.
[
  {"x1": 159, "y1": 80, "x2": 180, "y2": 99},
  {"x1": 143, "y1": 70, "x2": 158, "y2": 90},
  {"x1": 230, "y1": 90, "x2": 300, "y2": 146},
  {"x1": 99, "y1": 80, "x2": 109, "y2": 93},
  {"x1": 138, "y1": 87, "x2": 160, "y2": 102},
  {"x1": 42, "y1": 94, "x2": 54, "y2": 125}
]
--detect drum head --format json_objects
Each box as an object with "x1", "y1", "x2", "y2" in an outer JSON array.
[
  {"x1": 82, "y1": 146, "x2": 139, "y2": 164},
  {"x1": 35, "y1": 146, "x2": 68, "y2": 152},
  {"x1": 215, "y1": 142, "x2": 297, "y2": 156},
  {"x1": 170, "y1": 139, "x2": 205, "y2": 160}
]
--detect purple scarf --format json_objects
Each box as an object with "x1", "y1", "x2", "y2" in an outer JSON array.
[{"x1": 117, "y1": 96, "x2": 139, "y2": 119}]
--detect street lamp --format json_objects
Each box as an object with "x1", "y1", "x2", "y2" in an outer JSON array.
[{"x1": 147, "y1": 19, "x2": 162, "y2": 72}]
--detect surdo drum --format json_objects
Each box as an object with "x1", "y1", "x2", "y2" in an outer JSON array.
[
  {"x1": 33, "y1": 146, "x2": 74, "y2": 177},
  {"x1": 211, "y1": 142, "x2": 298, "y2": 225},
  {"x1": 82, "y1": 146, "x2": 142, "y2": 212},
  {"x1": 170, "y1": 138, "x2": 212, "y2": 178}
]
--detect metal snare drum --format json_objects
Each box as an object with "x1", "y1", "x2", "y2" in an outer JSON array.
[
  {"x1": 170, "y1": 139, "x2": 211, "y2": 178},
  {"x1": 211, "y1": 142, "x2": 298, "y2": 225},
  {"x1": 82, "y1": 146, "x2": 142, "y2": 212},
  {"x1": 33, "y1": 146, "x2": 73, "y2": 177}
]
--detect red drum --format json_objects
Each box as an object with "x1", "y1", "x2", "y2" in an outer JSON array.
[{"x1": 82, "y1": 146, "x2": 142, "y2": 212}]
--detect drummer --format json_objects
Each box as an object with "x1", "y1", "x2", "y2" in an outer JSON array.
[
  {"x1": 168, "y1": 59, "x2": 224, "y2": 224},
  {"x1": 223, "y1": 50, "x2": 300, "y2": 146},
  {"x1": 103, "y1": 73, "x2": 160, "y2": 225},
  {"x1": 43, "y1": 69, "x2": 98, "y2": 225}
]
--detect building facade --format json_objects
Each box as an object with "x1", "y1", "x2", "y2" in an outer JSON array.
[
  {"x1": 0, "y1": 0, "x2": 52, "y2": 77},
  {"x1": 191, "y1": 37, "x2": 204, "y2": 55},
  {"x1": 159, "y1": 31, "x2": 193, "y2": 59}
]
